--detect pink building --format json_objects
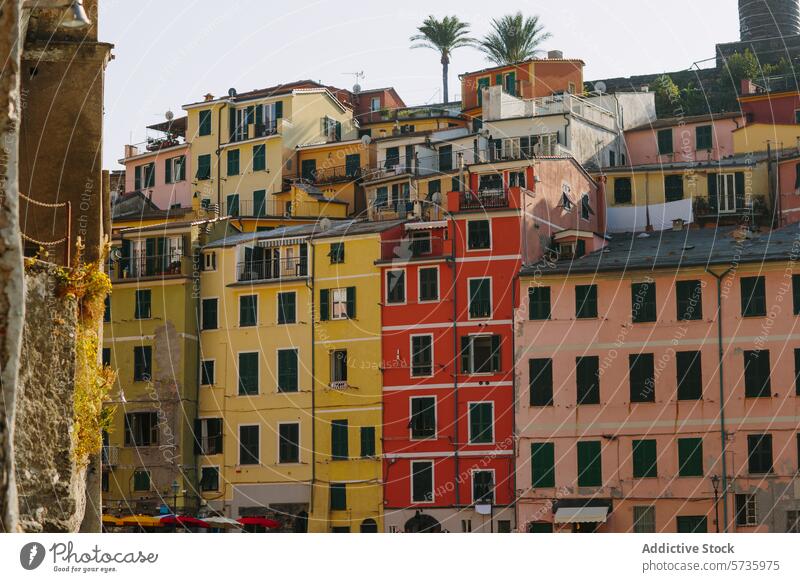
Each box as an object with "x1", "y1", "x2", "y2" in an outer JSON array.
[
  {"x1": 119, "y1": 116, "x2": 192, "y2": 210},
  {"x1": 516, "y1": 225, "x2": 800, "y2": 533},
  {"x1": 624, "y1": 113, "x2": 744, "y2": 167}
]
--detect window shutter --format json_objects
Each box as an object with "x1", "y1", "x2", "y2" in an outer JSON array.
[
  {"x1": 193, "y1": 419, "x2": 202, "y2": 454},
  {"x1": 531, "y1": 443, "x2": 555, "y2": 487},
  {"x1": 335, "y1": 121, "x2": 342, "y2": 141},
  {"x1": 461, "y1": 336, "x2": 471, "y2": 373},
  {"x1": 320, "y1": 289, "x2": 330, "y2": 321},
  {"x1": 495, "y1": 73, "x2": 502, "y2": 85},
  {"x1": 275, "y1": 101, "x2": 283, "y2": 119},
  {"x1": 255, "y1": 105, "x2": 263, "y2": 126},
  {"x1": 164, "y1": 158, "x2": 172, "y2": 184},
  {"x1": 229, "y1": 107, "x2": 237, "y2": 140},
  {"x1": 707, "y1": 174, "x2": 718, "y2": 211},
  {"x1": 490, "y1": 335, "x2": 501, "y2": 372},
  {"x1": 346, "y1": 286, "x2": 356, "y2": 318},
  {"x1": 134, "y1": 166, "x2": 142, "y2": 190},
  {"x1": 735, "y1": 171, "x2": 746, "y2": 210}
]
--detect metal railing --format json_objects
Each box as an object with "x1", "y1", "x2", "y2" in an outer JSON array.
[
  {"x1": 119, "y1": 251, "x2": 185, "y2": 279},
  {"x1": 459, "y1": 188, "x2": 510, "y2": 210},
  {"x1": 529, "y1": 94, "x2": 616, "y2": 130},
  {"x1": 236, "y1": 256, "x2": 308, "y2": 282},
  {"x1": 300, "y1": 163, "x2": 368, "y2": 185},
  {"x1": 692, "y1": 194, "x2": 768, "y2": 218},
  {"x1": 229, "y1": 120, "x2": 280, "y2": 143},
  {"x1": 380, "y1": 234, "x2": 447, "y2": 261},
  {"x1": 102, "y1": 445, "x2": 119, "y2": 467},
  {"x1": 365, "y1": 154, "x2": 448, "y2": 182},
  {"x1": 358, "y1": 104, "x2": 462, "y2": 124}
]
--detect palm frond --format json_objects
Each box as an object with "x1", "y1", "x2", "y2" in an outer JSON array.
[{"x1": 478, "y1": 12, "x2": 551, "y2": 66}]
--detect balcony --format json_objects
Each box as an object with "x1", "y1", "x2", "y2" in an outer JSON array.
[
  {"x1": 236, "y1": 256, "x2": 308, "y2": 283},
  {"x1": 459, "y1": 188, "x2": 511, "y2": 210},
  {"x1": 102, "y1": 445, "x2": 119, "y2": 467},
  {"x1": 114, "y1": 252, "x2": 188, "y2": 281},
  {"x1": 225, "y1": 198, "x2": 328, "y2": 218},
  {"x1": 359, "y1": 104, "x2": 462, "y2": 125},
  {"x1": 299, "y1": 163, "x2": 368, "y2": 185},
  {"x1": 692, "y1": 195, "x2": 768, "y2": 223},
  {"x1": 229, "y1": 120, "x2": 280, "y2": 143},
  {"x1": 379, "y1": 232, "x2": 448, "y2": 261},
  {"x1": 364, "y1": 154, "x2": 445, "y2": 183}
]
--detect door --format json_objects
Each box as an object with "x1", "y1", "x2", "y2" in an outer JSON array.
[
  {"x1": 477, "y1": 77, "x2": 489, "y2": 106},
  {"x1": 676, "y1": 516, "x2": 707, "y2": 533},
  {"x1": 301, "y1": 159, "x2": 317, "y2": 182},
  {"x1": 718, "y1": 173, "x2": 736, "y2": 213}
]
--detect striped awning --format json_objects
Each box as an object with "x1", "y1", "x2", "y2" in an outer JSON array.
[
  {"x1": 405, "y1": 221, "x2": 447, "y2": 231},
  {"x1": 256, "y1": 237, "x2": 306, "y2": 248},
  {"x1": 554, "y1": 506, "x2": 609, "y2": 524}
]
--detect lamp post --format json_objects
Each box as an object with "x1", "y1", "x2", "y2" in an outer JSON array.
[
  {"x1": 711, "y1": 474, "x2": 720, "y2": 533},
  {"x1": 171, "y1": 479, "x2": 180, "y2": 514}
]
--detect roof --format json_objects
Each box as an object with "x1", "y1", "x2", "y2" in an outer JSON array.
[
  {"x1": 522, "y1": 224, "x2": 800, "y2": 276},
  {"x1": 204, "y1": 219, "x2": 407, "y2": 248},
  {"x1": 147, "y1": 115, "x2": 188, "y2": 137},
  {"x1": 292, "y1": 182, "x2": 349, "y2": 204},
  {"x1": 111, "y1": 191, "x2": 193, "y2": 221},
  {"x1": 627, "y1": 112, "x2": 743, "y2": 132},
  {"x1": 459, "y1": 58, "x2": 585, "y2": 79},
  {"x1": 118, "y1": 216, "x2": 228, "y2": 235},
  {"x1": 183, "y1": 80, "x2": 354, "y2": 109}
]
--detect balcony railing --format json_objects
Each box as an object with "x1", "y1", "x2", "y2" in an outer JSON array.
[
  {"x1": 459, "y1": 188, "x2": 510, "y2": 210},
  {"x1": 225, "y1": 198, "x2": 328, "y2": 218},
  {"x1": 380, "y1": 233, "x2": 447, "y2": 261},
  {"x1": 365, "y1": 154, "x2": 447, "y2": 182},
  {"x1": 300, "y1": 163, "x2": 368, "y2": 185},
  {"x1": 693, "y1": 195, "x2": 768, "y2": 219},
  {"x1": 358, "y1": 104, "x2": 462, "y2": 125},
  {"x1": 102, "y1": 445, "x2": 119, "y2": 467},
  {"x1": 236, "y1": 256, "x2": 308, "y2": 282},
  {"x1": 117, "y1": 252, "x2": 186, "y2": 280},
  {"x1": 229, "y1": 120, "x2": 280, "y2": 143},
  {"x1": 529, "y1": 94, "x2": 616, "y2": 130}
]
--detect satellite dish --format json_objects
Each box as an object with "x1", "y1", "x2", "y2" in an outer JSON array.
[
  {"x1": 361, "y1": 134, "x2": 372, "y2": 146},
  {"x1": 594, "y1": 81, "x2": 607, "y2": 94},
  {"x1": 228, "y1": 87, "x2": 237, "y2": 98},
  {"x1": 431, "y1": 192, "x2": 442, "y2": 205},
  {"x1": 165, "y1": 110, "x2": 174, "y2": 121},
  {"x1": 475, "y1": 504, "x2": 492, "y2": 516},
  {"x1": 319, "y1": 217, "x2": 332, "y2": 231},
  {"x1": 353, "y1": 83, "x2": 362, "y2": 94}
]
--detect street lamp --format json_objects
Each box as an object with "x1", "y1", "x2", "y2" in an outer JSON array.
[
  {"x1": 710, "y1": 474, "x2": 720, "y2": 533},
  {"x1": 171, "y1": 479, "x2": 180, "y2": 514}
]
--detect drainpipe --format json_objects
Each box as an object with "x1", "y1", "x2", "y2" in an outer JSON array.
[
  {"x1": 706, "y1": 266, "x2": 733, "y2": 533},
  {"x1": 216, "y1": 102, "x2": 228, "y2": 210},
  {"x1": 308, "y1": 238, "x2": 317, "y2": 520},
  {"x1": 448, "y1": 210, "x2": 460, "y2": 510}
]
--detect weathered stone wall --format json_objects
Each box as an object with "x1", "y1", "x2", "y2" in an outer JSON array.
[{"x1": 15, "y1": 263, "x2": 85, "y2": 532}]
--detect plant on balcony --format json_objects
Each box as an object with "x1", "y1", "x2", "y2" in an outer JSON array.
[{"x1": 692, "y1": 196, "x2": 709, "y2": 216}]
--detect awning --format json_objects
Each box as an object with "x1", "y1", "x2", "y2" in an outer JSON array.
[
  {"x1": 204, "y1": 516, "x2": 242, "y2": 530},
  {"x1": 405, "y1": 221, "x2": 447, "y2": 231},
  {"x1": 160, "y1": 515, "x2": 210, "y2": 528},
  {"x1": 554, "y1": 506, "x2": 609, "y2": 524},
  {"x1": 118, "y1": 515, "x2": 163, "y2": 528},
  {"x1": 101, "y1": 515, "x2": 123, "y2": 527},
  {"x1": 256, "y1": 237, "x2": 306, "y2": 248},
  {"x1": 237, "y1": 516, "x2": 280, "y2": 529}
]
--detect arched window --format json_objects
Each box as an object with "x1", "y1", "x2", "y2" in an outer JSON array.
[{"x1": 360, "y1": 518, "x2": 378, "y2": 533}]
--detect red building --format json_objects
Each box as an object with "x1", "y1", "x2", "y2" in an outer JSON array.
[{"x1": 379, "y1": 158, "x2": 605, "y2": 533}]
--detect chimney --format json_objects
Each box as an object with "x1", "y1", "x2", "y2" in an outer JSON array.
[
  {"x1": 547, "y1": 50, "x2": 564, "y2": 60},
  {"x1": 204, "y1": 93, "x2": 215, "y2": 102},
  {"x1": 124, "y1": 144, "x2": 138, "y2": 158}
]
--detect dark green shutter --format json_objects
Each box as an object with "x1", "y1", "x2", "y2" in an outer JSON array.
[
  {"x1": 229, "y1": 107, "x2": 237, "y2": 140},
  {"x1": 165, "y1": 158, "x2": 172, "y2": 184},
  {"x1": 461, "y1": 336, "x2": 471, "y2": 373},
  {"x1": 346, "y1": 286, "x2": 356, "y2": 318},
  {"x1": 253, "y1": 189, "x2": 266, "y2": 217},
  {"x1": 360, "y1": 426, "x2": 375, "y2": 457},
  {"x1": 275, "y1": 101, "x2": 283, "y2": 119},
  {"x1": 735, "y1": 172, "x2": 746, "y2": 210},
  {"x1": 529, "y1": 358, "x2": 553, "y2": 406},
  {"x1": 331, "y1": 420, "x2": 348, "y2": 460},
  {"x1": 678, "y1": 438, "x2": 703, "y2": 476},
  {"x1": 632, "y1": 439, "x2": 657, "y2": 478},
  {"x1": 120, "y1": 239, "x2": 131, "y2": 273},
  {"x1": 278, "y1": 350, "x2": 298, "y2": 392},
  {"x1": 320, "y1": 289, "x2": 329, "y2": 321},
  {"x1": 577, "y1": 441, "x2": 602, "y2": 487},
  {"x1": 707, "y1": 174, "x2": 718, "y2": 212},
  {"x1": 490, "y1": 335, "x2": 501, "y2": 372},
  {"x1": 193, "y1": 419, "x2": 202, "y2": 454},
  {"x1": 531, "y1": 443, "x2": 555, "y2": 487}
]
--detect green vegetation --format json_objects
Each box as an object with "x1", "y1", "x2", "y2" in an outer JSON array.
[
  {"x1": 478, "y1": 12, "x2": 551, "y2": 66},
  {"x1": 410, "y1": 15, "x2": 475, "y2": 103}
]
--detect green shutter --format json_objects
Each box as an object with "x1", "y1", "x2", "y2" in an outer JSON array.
[
  {"x1": 707, "y1": 174, "x2": 718, "y2": 212},
  {"x1": 531, "y1": 443, "x2": 555, "y2": 487},
  {"x1": 164, "y1": 158, "x2": 172, "y2": 184},
  {"x1": 632, "y1": 439, "x2": 657, "y2": 478},
  {"x1": 678, "y1": 438, "x2": 703, "y2": 477},
  {"x1": 330, "y1": 483, "x2": 346, "y2": 510},
  {"x1": 735, "y1": 172, "x2": 746, "y2": 210},
  {"x1": 320, "y1": 289, "x2": 329, "y2": 321},
  {"x1": 331, "y1": 420, "x2": 348, "y2": 460},
  {"x1": 253, "y1": 189, "x2": 266, "y2": 217},
  {"x1": 360, "y1": 426, "x2": 375, "y2": 457},
  {"x1": 238, "y1": 352, "x2": 259, "y2": 395},
  {"x1": 275, "y1": 101, "x2": 283, "y2": 119},
  {"x1": 490, "y1": 335, "x2": 501, "y2": 372},
  {"x1": 529, "y1": 358, "x2": 553, "y2": 406},
  {"x1": 278, "y1": 350, "x2": 298, "y2": 392},
  {"x1": 229, "y1": 108, "x2": 237, "y2": 140},
  {"x1": 461, "y1": 336, "x2": 471, "y2": 373},
  {"x1": 577, "y1": 441, "x2": 602, "y2": 486},
  {"x1": 469, "y1": 403, "x2": 492, "y2": 444},
  {"x1": 346, "y1": 286, "x2": 356, "y2": 318}
]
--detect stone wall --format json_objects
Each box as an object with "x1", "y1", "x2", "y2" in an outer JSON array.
[{"x1": 15, "y1": 263, "x2": 85, "y2": 532}]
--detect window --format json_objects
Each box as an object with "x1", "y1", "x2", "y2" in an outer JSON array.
[
  {"x1": 410, "y1": 396, "x2": 436, "y2": 439},
  {"x1": 696, "y1": 125, "x2": 712, "y2": 150},
  {"x1": 529, "y1": 358, "x2": 553, "y2": 406},
  {"x1": 196, "y1": 154, "x2": 211, "y2": 180},
  {"x1": 133, "y1": 470, "x2": 151, "y2": 491},
  {"x1": 411, "y1": 461, "x2": 434, "y2": 503},
  {"x1": 438, "y1": 144, "x2": 453, "y2": 172},
  {"x1": 676, "y1": 280, "x2": 703, "y2": 320},
  {"x1": 370, "y1": 97, "x2": 381, "y2": 112},
  {"x1": 657, "y1": 129, "x2": 673, "y2": 155},
  {"x1": 747, "y1": 433, "x2": 773, "y2": 474},
  {"x1": 467, "y1": 220, "x2": 491, "y2": 250},
  {"x1": 200, "y1": 467, "x2": 219, "y2": 492},
  {"x1": 164, "y1": 155, "x2": 186, "y2": 184},
  {"x1": 787, "y1": 511, "x2": 800, "y2": 533},
  {"x1": 320, "y1": 287, "x2": 356, "y2": 321},
  {"x1": 201, "y1": 298, "x2": 218, "y2": 330},
  {"x1": 386, "y1": 271, "x2": 406, "y2": 304},
  {"x1": 528, "y1": 522, "x2": 554, "y2": 533},
  {"x1": 676, "y1": 516, "x2": 707, "y2": 533},
  {"x1": 201, "y1": 360, "x2": 215, "y2": 386},
  {"x1": 793, "y1": 274, "x2": 800, "y2": 314},
  {"x1": 576, "y1": 356, "x2": 600, "y2": 405},
  {"x1": 329, "y1": 242, "x2": 344, "y2": 264},
  {"x1": 278, "y1": 423, "x2": 300, "y2": 463},
  {"x1": 227, "y1": 148, "x2": 240, "y2": 176},
  {"x1": 529, "y1": 286, "x2": 551, "y2": 320},
  {"x1": 664, "y1": 174, "x2": 684, "y2": 202},
  {"x1": 104, "y1": 295, "x2": 111, "y2": 322},
  {"x1": 124, "y1": 412, "x2": 158, "y2": 446},
  {"x1": 744, "y1": 350, "x2": 771, "y2": 398},
  {"x1": 632, "y1": 439, "x2": 657, "y2": 478},
  {"x1": 411, "y1": 335, "x2": 433, "y2": 377},
  {"x1": 796, "y1": 349, "x2": 800, "y2": 396},
  {"x1": 193, "y1": 418, "x2": 222, "y2": 455},
  {"x1": 633, "y1": 506, "x2": 656, "y2": 533},
  {"x1": 577, "y1": 441, "x2": 602, "y2": 487},
  {"x1": 360, "y1": 426, "x2": 376, "y2": 457},
  {"x1": 238, "y1": 352, "x2": 259, "y2": 395},
  {"x1": 575, "y1": 284, "x2": 598, "y2": 319},
  {"x1": 239, "y1": 425, "x2": 259, "y2": 465},
  {"x1": 677, "y1": 437, "x2": 703, "y2": 477},
  {"x1": 137, "y1": 163, "x2": 155, "y2": 189},
  {"x1": 629, "y1": 353, "x2": 655, "y2": 403},
  {"x1": 469, "y1": 278, "x2": 491, "y2": 318},
  {"x1": 239, "y1": 294, "x2": 258, "y2": 327},
  {"x1": 531, "y1": 442, "x2": 555, "y2": 488},
  {"x1": 468, "y1": 402, "x2": 493, "y2": 444},
  {"x1": 461, "y1": 335, "x2": 501, "y2": 374},
  {"x1": 133, "y1": 346, "x2": 152, "y2": 381},
  {"x1": 676, "y1": 351, "x2": 703, "y2": 400},
  {"x1": 385, "y1": 147, "x2": 400, "y2": 168},
  {"x1": 277, "y1": 292, "x2": 296, "y2": 325},
  {"x1": 102, "y1": 347, "x2": 111, "y2": 367},
  {"x1": 203, "y1": 252, "x2": 216, "y2": 271},
  {"x1": 735, "y1": 494, "x2": 758, "y2": 526},
  {"x1": 614, "y1": 177, "x2": 632, "y2": 204},
  {"x1": 277, "y1": 349, "x2": 298, "y2": 393},
  {"x1": 331, "y1": 420, "x2": 348, "y2": 460},
  {"x1": 134, "y1": 289, "x2": 151, "y2": 319},
  {"x1": 330, "y1": 483, "x2": 347, "y2": 510},
  {"x1": 419, "y1": 267, "x2": 439, "y2": 302},
  {"x1": 330, "y1": 350, "x2": 347, "y2": 386},
  {"x1": 252, "y1": 144, "x2": 266, "y2": 171},
  {"x1": 253, "y1": 189, "x2": 267, "y2": 217},
  {"x1": 198, "y1": 110, "x2": 212, "y2": 136},
  {"x1": 741, "y1": 276, "x2": 766, "y2": 317},
  {"x1": 472, "y1": 470, "x2": 494, "y2": 504},
  {"x1": 632, "y1": 281, "x2": 657, "y2": 323}
]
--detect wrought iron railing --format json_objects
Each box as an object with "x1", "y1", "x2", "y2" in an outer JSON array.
[
  {"x1": 236, "y1": 256, "x2": 308, "y2": 282},
  {"x1": 459, "y1": 189, "x2": 510, "y2": 210}
]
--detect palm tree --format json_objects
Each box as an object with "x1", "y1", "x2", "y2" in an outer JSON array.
[
  {"x1": 478, "y1": 12, "x2": 551, "y2": 66},
  {"x1": 410, "y1": 15, "x2": 474, "y2": 103}
]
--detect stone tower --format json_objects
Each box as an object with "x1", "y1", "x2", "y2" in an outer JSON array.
[{"x1": 739, "y1": 0, "x2": 800, "y2": 41}]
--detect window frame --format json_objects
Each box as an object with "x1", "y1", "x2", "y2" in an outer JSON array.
[
  {"x1": 237, "y1": 351, "x2": 259, "y2": 396},
  {"x1": 468, "y1": 277, "x2": 492, "y2": 320},
  {"x1": 657, "y1": 128, "x2": 673, "y2": 155},
  {"x1": 238, "y1": 294, "x2": 258, "y2": 327},
  {"x1": 631, "y1": 281, "x2": 657, "y2": 323},
  {"x1": 461, "y1": 333, "x2": 502, "y2": 375},
  {"x1": 276, "y1": 348, "x2": 299, "y2": 393},
  {"x1": 529, "y1": 285, "x2": 551, "y2": 321},
  {"x1": 277, "y1": 291, "x2": 297, "y2": 325},
  {"x1": 133, "y1": 345, "x2": 152, "y2": 382},
  {"x1": 200, "y1": 359, "x2": 215, "y2": 387},
  {"x1": 529, "y1": 358, "x2": 554, "y2": 407},
  {"x1": 418, "y1": 266, "x2": 440, "y2": 303},
  {"x1": 385, "y1": 269, "x2": 407, "y2": 305},
  {"x1": 677, "y1": 437, "x2": 704, "y2": 477},
  {"x1": 471, "y1": 468, "x2": 495, "y2": 504},
  {"x1": 199, "y1": 465, "x2": 220, "y2": 492},
  {"x1": 277, "y1": 421, "x2": 301, "y2": 464},
  {"x1": 575, "y1": 284, "x2": 598, "y2": 319},
  {"x1": 531, "y1": 442, "x2": 555, "y2": 488},
  {"x1": 576, "y1": 355, "x2": 600, "y2": 405},
  {"x1": 467, "y1": 401, "x2": 494, "y2": 445},
  {"x1": 676, "y1": 279, "x2": 703, "y2": 321},
  {"x1": 201, "y1": 297, "x2": 219, "y2": 331},
  {"x1": 134, "y1": 289, "x2": 152, "y2": 320},
  {"x1": 747, "y1": 433, "x2": 773, "y2": 475},
  {"x1": 740, "y1": 276, "x2": 767, "y2": 318},
  {"x1": 410, "y1": 334, "x2": 434, "y2": 378},
  {"x1": 238, "y1": 424, "x2": 260, "y2": 466},
  {"x1": 410, "y1": 460, "x2": 435, "y2": 504},
  {"x1": 330, "y1": 349, "x2": 348, "y2": 386},
  {"x1": 466, "y1": 219, "x2": 492, "y2": 251},
  {"x1": 409, "y1": 395, "x2": 437, "y2": 441}
]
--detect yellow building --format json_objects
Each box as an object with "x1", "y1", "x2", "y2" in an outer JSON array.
[
  {"x1": 183, "y1": 83, "x2": 359, "y2": 231},
  {"x1": 308, "y1": 219, "x2": 405, "y2": 532},
  {"x1": 102, "y1": 216, "x2": 235, "y2": 517}
]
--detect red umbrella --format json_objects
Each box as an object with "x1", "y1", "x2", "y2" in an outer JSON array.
[
  {"x1": 160, "y1": 515, "x2": 211, "y2": 528},
  {"x1": 237, "y1": 516, "x2": 280, "y2": 529}
]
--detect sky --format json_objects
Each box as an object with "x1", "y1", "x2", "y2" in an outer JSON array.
[{"x1": 99, "y1": 0, "x2": 738, "y2": 169}]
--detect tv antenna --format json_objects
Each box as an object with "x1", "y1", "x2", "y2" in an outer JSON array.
[{"x1": 344, "y1": 71, "x2": 365, "y2": 93}]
